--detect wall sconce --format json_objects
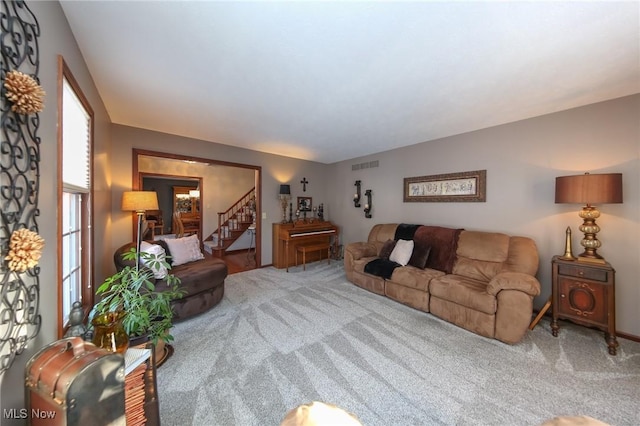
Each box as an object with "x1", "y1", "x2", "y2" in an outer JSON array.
[
  {"x1": 278, "y1": 184, "x2": 291, "y2": 223},
  {"x1": 555, "y1": 172, "x2": 623, "y2": 263},
  {"x1": 353, "y1": 180, "x2": 361, "y2": 207},
  {"x1": 364, "y1": 189, "x2": 372, "y2": 218}
]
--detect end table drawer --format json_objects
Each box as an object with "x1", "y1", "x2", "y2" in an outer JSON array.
[{"x1": 558, "y1": 264, "x2": 608, "y2": 282}]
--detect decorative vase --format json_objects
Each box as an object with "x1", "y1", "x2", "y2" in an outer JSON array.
[{"x1": 91, "y1": 311, "x2": 129, "y2": 354}]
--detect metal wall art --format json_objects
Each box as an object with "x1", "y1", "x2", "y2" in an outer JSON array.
[
  {"x1": 404, "y1": 170, "x2": 486, "y2": 202},
  {"x1": 353, "y1": 180, "x2": 361, "y2": 207},
  {"x1": 1, "y1": 0, "x2": 44, "y2": 375},
  {"x1": 364, "y1": 190, "x2": 372, "y2": 218}
]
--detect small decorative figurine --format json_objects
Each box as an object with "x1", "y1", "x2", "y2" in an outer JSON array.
[{"x1": 64, "y1": 301, "x2": 88, "y2": 339}]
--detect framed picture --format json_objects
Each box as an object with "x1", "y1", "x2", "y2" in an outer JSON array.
[
  {"x1": 404, "y1": 170, "x2": 486, "y2": 202},
  {"x1": 297, "y1": 196, "x2": 312, "y2": 212}
]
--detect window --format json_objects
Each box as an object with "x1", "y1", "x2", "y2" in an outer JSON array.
[{"x1": 58, "y1": 56, "x2": 94, "y2": 336}]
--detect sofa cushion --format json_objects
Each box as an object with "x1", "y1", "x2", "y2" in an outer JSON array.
[
  {"x1": 139, "y1": 241, "x2": 168, "y2": 279},
  {"x1": 388, "y1": 266, "x2": 445, "y2": 291},
  {"x1": 409, "y1": 243, "x2": 431, "y2": 269},
  {"x1": 453, "y1": 231, "x2": 510, "y2": 281},
  {"x1": 379, "y1": 239, "x2": 397, "y2": 260},
  {"x1": 429, "y1": 274, "x2": 497, "y2": 315},
  {"x1": 456, "y1": 231, "x2": 510, "y2": 263},
  {"x1": 162, "y1": 234, "x2": 205, "y2": 266},
  {"x1": 389, "y1": 239, "x2": 414, "y2": 266},
  {"x1": 367, "y1": 224, "x2": 398, "y2": 246},
  {"x1": 157, "y1": 255, "x2": 227, "y2": 296}
]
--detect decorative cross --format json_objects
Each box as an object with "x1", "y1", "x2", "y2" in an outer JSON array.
[{"x1": 300, "y1": 177, "x2": 309, "y2": 192}]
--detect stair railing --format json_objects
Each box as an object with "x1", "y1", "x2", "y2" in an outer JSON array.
[{"x1": 211, "y1": 188, "x2": 255, "y2": 247}]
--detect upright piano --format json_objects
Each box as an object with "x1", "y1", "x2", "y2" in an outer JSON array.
[{"x1": 273, "y1": 220, "x2": 339, "y2": 271}]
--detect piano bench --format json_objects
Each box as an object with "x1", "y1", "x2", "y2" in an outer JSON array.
[{"x1": 295, "y1": 243, "x2": 331, "y2": 271}]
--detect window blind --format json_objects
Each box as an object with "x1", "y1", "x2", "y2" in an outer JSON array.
[{"x1": 62, "y1": 78, "x2": 90, "y2": 192}]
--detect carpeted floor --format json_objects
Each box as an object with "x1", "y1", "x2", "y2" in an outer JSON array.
[{"x1": 157, "y1": 262, "x2": 640, "y2": 426}]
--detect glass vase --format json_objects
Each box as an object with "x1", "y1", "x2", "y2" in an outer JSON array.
[{"x1": 91, "y1": 311, "x2": 129, "y2": 354}]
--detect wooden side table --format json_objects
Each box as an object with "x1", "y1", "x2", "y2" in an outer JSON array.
[{"x1": 551, "y1": 255, "x2": 618, "y2": 355}]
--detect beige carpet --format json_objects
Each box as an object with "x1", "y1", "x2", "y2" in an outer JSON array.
[{"x1": 157, "y1": 262, "x2": 640, "y2": 425}]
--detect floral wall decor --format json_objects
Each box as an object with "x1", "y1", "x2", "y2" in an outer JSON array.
[{"x1": 0, "y1": 0, "x2": 43, "y2": 375}]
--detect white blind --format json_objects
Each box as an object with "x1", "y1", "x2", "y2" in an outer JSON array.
[{"x1": 62, "y1": 78, "x2": 91, "y2": 192}]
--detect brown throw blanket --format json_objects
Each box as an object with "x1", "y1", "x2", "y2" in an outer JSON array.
[{"x1": 414, "y1": 226, "x2": 463, "y2": 273}]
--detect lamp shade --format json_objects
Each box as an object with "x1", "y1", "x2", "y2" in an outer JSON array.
[
  {"x1": 279, "y1": 184, "x2": 291, "y2": 196},
  {"x1": 555, "y1": 173, "x2": 622, "y2": 205},
  {"x1": 121, "y1": 191, "x2": 159, "y2": 212}
]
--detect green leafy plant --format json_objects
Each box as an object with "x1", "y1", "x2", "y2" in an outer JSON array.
[{"x1": 90, "y1": 247, "x2": 185, "y2": 344}]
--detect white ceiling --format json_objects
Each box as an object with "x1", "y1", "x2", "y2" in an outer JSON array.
[{"x1": 59, "y1": 1, "x2": 640, "y2": 164}]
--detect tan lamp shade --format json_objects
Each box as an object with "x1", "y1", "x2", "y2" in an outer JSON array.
[
  {"x1": 555, "y1": 173, "x2": 623, "y2": 205},
  {"x1": 121, "y1": 191, "x2": 159, "y2": 212}
]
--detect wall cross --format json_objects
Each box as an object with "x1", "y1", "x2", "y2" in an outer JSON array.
[{"x1": 300, "y1": 177, "x2": 309, "y2": 192}]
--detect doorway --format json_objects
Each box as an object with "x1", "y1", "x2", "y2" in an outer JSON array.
[{"x1": 132, "y1": 149, "x2": 262, "y2": 270}]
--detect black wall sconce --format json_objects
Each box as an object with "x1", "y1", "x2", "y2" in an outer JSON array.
[
  {"x1": 353, "y1": 180, "x2": 361, "y2": 207},
  {"x1": 364, "y1": 189, "x2": 372, "y2": 218}
]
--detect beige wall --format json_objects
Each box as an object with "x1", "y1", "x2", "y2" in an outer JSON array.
[
  {"x1": 0, "y1": 0, "x2": 114, "y2": 419},
  {"x1": 327, "y1": 94, "x2": 639, "y2": 337}
]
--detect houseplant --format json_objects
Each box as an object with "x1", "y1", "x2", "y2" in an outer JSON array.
[{"x1": 90, "y1": 247, "x2": 184, "y2": 352}]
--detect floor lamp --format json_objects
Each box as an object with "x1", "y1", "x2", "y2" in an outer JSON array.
[{"x1": 122, "y1": 191, "x2": 159, "y2": 268}]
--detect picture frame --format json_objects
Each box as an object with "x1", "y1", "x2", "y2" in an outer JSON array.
[
  {"x1": 297, "y1": 196, "x2": 312, "y2": 212},
  {"x1": 404, "y1": 170, "x2": 486, "y2": 202}
]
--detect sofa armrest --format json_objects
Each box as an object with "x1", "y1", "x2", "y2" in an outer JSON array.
[
  {"x1": 487, "y1": 272, "x2": 541, "y2": 297},
  {"x1": 345, "y1": 242, "x2": 378, "y2": 260}
]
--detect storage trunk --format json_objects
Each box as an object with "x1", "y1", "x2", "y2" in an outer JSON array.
[{"x1": 25, "y1": 337, "x2": 126, "y2": 425}]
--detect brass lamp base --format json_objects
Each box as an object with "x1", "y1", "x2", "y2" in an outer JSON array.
[
  {"x1": 577, "y1": 256, "x2": 606, "y2": 264},
  {"x1": 576, "y1": 205, "x2": 606, "y2": 263}
]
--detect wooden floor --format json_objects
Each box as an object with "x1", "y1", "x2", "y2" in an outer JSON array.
[{"x1": 221, "y1": 250, "x2": 258, "y2": 275}]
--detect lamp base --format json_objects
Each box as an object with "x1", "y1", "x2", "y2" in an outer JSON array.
[
  {"x1": 576, "y1": 205, "x2": 606, "y2": 264},
  {"x1": 577, "y1": 255, "x2": 606, "y2": 264}
]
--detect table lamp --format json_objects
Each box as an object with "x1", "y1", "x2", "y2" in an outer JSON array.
[
  {"x1": 555, "y1": 173, "x2": 622, "y2": 263},
  {"x1": 122, "y1": 191, "x2": 159, "y2": 267}
]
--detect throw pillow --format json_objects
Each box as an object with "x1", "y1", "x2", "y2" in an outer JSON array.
[
  {"x1": 162, "y1": 234, "x2": 204, "y2": 266},
  {"x1": 139, "y1": 241, "x2": 168, "y2": 279},
  {"x1": 389, "y1": 239, "x2": 414, "y2": 266},
  {"x1": 409, "y1": 244, "x2": 432, "y2": 269},
  {"x1": 379, "y1": 239, "x2": 397, "y2": 260}
]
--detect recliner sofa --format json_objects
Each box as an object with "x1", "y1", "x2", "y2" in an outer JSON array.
[{"x1": 344, "y1": 223, "x2": 541, "y2": 344}]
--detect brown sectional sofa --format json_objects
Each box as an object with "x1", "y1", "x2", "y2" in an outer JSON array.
[
  {"x1": 114, "y1": 241, "x2": 227, "y2": 322},
  {"x1": 344, "y1": 223, "x2": 541, "y2": 343}
]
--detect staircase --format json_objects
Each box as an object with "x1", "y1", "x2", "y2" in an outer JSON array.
[{"x1": 204, "y1": 188, "x2": 256, "y2": 257}]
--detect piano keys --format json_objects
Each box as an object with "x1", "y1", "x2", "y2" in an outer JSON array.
[{"x1": 273, "y1": 221, "x2": 339, "y2": 271}]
